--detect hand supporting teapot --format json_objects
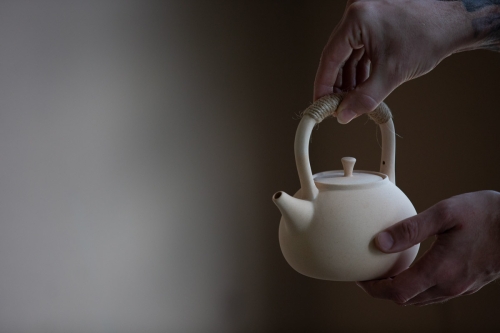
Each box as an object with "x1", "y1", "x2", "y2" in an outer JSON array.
[{"x1": 273, "y1": 94, "x2": 419, "y2": 281}]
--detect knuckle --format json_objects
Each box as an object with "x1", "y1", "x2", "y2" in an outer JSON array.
[
  {"x1": 348, "y1": 91, "x2": 378, "y2": 113},
  {"x1": 345, "y1": 1, "x2": 385, "y2": 28},
  {"x1": 346, "y1": 1, "x2": 375, "y2": 19},
  {"x1": 400, "y1": 218, "x2": 420, "y2": 243},
  {"x1": 434, "y1": 201, "x2": 454, "y2": 226},
  {"x1": 444, "y1": 284, "x2": 469, "y2": 297},
  {"x1": 438, "y1": 271, "x2": 471, "y2": 296}
]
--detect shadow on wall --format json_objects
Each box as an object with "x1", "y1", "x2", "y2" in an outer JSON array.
[{"x1": 0, "y1": 1, "x2": 499, "y2": 333}]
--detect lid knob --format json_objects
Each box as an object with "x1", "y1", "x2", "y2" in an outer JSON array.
[{"x1": 341, "y1": 157, "x2": 356, "y2": 177}]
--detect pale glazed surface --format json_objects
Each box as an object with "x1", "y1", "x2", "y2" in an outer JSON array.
[
  {"x1": 278, "y1": 179, "x2": 419, "y2": 281},
  {"x1": 276, "y1": 97, "x2": 417, "y2": 281},
  {"x1": 314, "y1": 170, "x2": 383, "y2": 186}
]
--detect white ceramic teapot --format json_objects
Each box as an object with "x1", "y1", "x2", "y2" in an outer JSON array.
[{"x1": 273, "y1": 94, "x2": 419, "y2": 281}]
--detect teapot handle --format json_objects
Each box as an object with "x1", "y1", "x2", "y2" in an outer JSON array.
[{"x1": 295, "y1": 94, "x2": 395, "y2": 201}]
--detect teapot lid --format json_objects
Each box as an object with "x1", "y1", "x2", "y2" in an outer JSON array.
[{"x1": 313, "y1": 157, "x2": 387, "y2": 188}]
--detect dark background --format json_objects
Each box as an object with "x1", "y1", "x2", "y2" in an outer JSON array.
[{"x1": 0, "y1": 1, "x2": 499, "y2": 332}]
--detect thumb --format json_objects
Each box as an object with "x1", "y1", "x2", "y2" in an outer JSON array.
[
  {"x1": 337, "y1": 63, "x2": 399, "y2": 124},
  {"x1": 375, "y1": 205, "x2": 453, "y2": 253}
]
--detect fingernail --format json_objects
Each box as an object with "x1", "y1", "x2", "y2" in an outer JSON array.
[
  {"x1": 337, "y1": 108, "x2": 357, "y2": 124},
  {"x1": 376, "y1": 231, "x2": 394, "y2": 251}
]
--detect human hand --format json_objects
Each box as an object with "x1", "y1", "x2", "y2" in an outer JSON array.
[
  {"x1": 357, "y1": 190, "x2": 500, "y2": 306},
  {"x1": 314, "y1": 0, "x2": 474, "y2": 123}
]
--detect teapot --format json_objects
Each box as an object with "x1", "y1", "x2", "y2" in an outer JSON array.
[{"x1": 273, "y1": 94, "x2": 419, "y2": 281}]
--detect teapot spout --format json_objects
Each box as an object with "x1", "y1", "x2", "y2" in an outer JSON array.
[{"x1": 273, "y1": 191, "x2": 314, "y2": 231}]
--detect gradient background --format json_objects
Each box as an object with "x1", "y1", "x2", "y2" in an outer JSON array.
[{"x1": 1, "y1": 1, "x2": 500, "y2": 332}]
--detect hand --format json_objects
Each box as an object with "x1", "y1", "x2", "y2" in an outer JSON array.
[
  {"x1": 314, "y1": 0, "x2": 474, "y2": 123},
  {"x1": 357, "y1": 190, "x2": 500, "y2": 306}
]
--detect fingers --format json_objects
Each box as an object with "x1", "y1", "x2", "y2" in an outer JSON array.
[
  {"x1": 357, "y1": 192, "x2": 500, "y2": 306},
  {"x1": 313, "y1": 20, "x2": 355, "y2": 101},
  {"x1": 405, "y1": 287, "x2": 459, "y2": 306},
  {"x1": 404, "y1": 271, "x2": 481, "y2": 305},
  {"x1": 357, "y1": 251, "x2": 439, "y2": 304},
  {"x1": 411, "y1": 297, "x2": 452, "y2": 307},
  {"x1": 333, "y1": 67, "x2": 343, "y2": 93},
  {"x1": 375, "y1": 201, "x2": 456, "y2": 253},
  {"x1": 339, "y1": 47, "x2": 365, "y2": 91},
  {"x1": 336, "y1": 62, "x2": 399, "y2": 124},
  {"x1": 359, "y1": 277, "x2": 470, "y2": 307},
  {"x1": 356, "y1": 51, "x2": 370, "y2": 85},
  {"x1": 403, "y1": 280, "x2": 477, "y2": 306},
  {"x1": 357, "y1": 279, "x2": 432, "y2": 305},
  {"x1": 313, "y1": 1, "x2": 376, "y2": 106}
]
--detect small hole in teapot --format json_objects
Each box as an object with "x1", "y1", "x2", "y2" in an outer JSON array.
[
  {"x1": 383, "y1": 161, "x2": 385, "y2": 165},
  {"x1": 274, "y1": 192, "x2": 282, "y2": 199}
]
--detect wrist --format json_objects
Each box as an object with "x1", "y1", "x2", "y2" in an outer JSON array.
[
  {"x1": 471, "y1": 4, "x2": 500, "y2": 52},
  {"x1": 446, "y1": 1, "x2": 500, "y2": 53},
  {"x1": 433, "y1": 1, "x2": 477, "y2": 55}
]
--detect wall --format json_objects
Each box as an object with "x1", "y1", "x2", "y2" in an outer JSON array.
[{"x1": 0, "y1": 1, "x2": 499, "y2": 332}]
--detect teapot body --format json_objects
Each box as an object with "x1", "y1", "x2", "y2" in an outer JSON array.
[
  {"x1": 279, "y1": 174, "x2": 419, "y2": 281},
  {"x1": 275, "y1": 95, "x2": 420, "y2": 282}
]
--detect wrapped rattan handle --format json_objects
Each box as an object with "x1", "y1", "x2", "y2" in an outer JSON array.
[{"x1": 296, "y1": 94, "x2": 395, "y2": 200}]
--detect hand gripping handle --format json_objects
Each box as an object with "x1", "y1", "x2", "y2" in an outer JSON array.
[{"x1": 296, "y1": 93, "x2": 395, "y2": 201}]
